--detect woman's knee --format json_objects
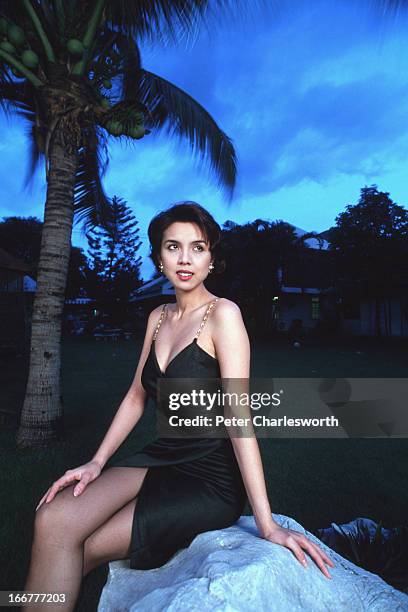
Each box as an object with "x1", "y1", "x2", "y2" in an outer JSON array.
[{"x1": 33, "y1": 485, "x2": 82, "y2": 541}]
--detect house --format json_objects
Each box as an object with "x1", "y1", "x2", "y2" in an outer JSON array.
[
  {"x1": 130, "y1": 275, "x2": 175, "y2": 306},
  {"x1": 340, "y1": 291, "x2": 408, "y2": 338},
  {"x1": 0, "y1": 247, "x2": 36, "y2": 292},
  {"x1": 130, "y1": 227, "x2": 334, "y2": 334},
  {"x1": 0, "y1": 247, "x2": 36, "y2": 353},
  {"x1": 276, "y1": 227, "x2": 408, "y2": 338},
  {"x1": 129, "y1": 225, "x2": 407, "y2": 338},
  {"x1": 272, "y1": 227, "x2": 335, "y2": 333}
]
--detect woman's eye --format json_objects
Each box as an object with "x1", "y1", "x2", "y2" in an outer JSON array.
[{"x1": 167, "y1": 244, "x2": 204, "y2": 251}]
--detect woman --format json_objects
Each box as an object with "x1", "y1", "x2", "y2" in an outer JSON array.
[{"x1": 25, "y1": 202, "x2": 334, "y2": 612}]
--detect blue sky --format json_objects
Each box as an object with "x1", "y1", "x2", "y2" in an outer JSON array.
[{"x1": 1, "y1": 0, "x2": 408, "y2": 280}]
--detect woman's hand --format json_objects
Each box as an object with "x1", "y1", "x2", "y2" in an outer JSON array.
[
  {"x1": 35, "y1": 460, "x2": 102, "y2": 511},
  {"x1": 258, "y1": 522, "x2": 335, "y2": 579}
]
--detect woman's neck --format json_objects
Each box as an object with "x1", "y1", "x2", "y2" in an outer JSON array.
[{"x1": 171, "y1": 288, "x2": 215, "y2": 319}]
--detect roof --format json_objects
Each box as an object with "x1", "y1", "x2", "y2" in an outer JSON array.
[
  {"x1": 0, "y1": 247, "x2": 34, "y2": 273},
  {"x1": 65, "y1": 297, "x2": 95, "y2": 304},
  {"x1": 291, "y1": 225, "x2": 330, "y2": 250},
  {"x1": 130, "y1": 275, "x2": 175, "y2": 301}
]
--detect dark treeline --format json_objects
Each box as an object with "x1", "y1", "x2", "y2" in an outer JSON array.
[
  {"x1": 0, "y1": 195, "x2": 143, "y2": 301},
  {"x1": 207, "y1": 185, "x2": 408, "y2": 338},
  {"x1": 2, "y1": 185, "x2": 408, "y2": 338}
]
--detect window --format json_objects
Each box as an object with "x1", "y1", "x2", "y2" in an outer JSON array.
[{"x1": 311, "y1": 296, "x2": 320, "y2": 320}]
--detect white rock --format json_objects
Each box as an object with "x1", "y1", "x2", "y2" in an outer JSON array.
[{"x1": 98, "y1": 514, "x2": 408, "y2": 612}]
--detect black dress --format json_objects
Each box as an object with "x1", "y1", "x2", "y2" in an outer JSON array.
[{"x1": 110, "y1": 298, "x2": 248, "y2": 570}]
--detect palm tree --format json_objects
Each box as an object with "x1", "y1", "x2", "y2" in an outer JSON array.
[{"x1": 0, "y1": 1, "x2": 238, "y2": 448}]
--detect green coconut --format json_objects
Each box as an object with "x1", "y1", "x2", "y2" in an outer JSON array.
[
  {"x1": 128, "y1": 125, "x2": 145, "y2": 140},
  {"x1": 105, "y1": 120, "x2": 122, "y2": 136},
  {"x1": 21, "y1": 50, "x2": 39, "y2": 69},
  {"x1": 102, "y1": 78, "x2": 112, "y2": 89},
  {"x1": 100, "y1": 98, "x2": 110, "y2": 110},
  {"x1": 67, "y1": 38, "x2": 84, "y2": 57},
  {"x1": 7, "y1": 24, "x2": 25, "y2": 47},
  {"x1": 0, "y1": 40, "x2": 16, "y2": 54},
  {"x1": 0, "y1": 18, "x2": 8, "y2": 35}
]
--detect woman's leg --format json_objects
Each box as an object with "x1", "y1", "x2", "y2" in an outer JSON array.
[
  {"x1": 82, "y1": 496, "x2": 138, "y2": 576},
  {"x1": 23, "y1": 466, "x2": 148, "y2": 612}
]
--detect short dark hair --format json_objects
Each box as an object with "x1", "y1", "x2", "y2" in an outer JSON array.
[{"x1": 148, "y1": 201, "x2": 225, "y2": 274}]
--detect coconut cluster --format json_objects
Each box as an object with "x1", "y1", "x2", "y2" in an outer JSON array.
[
  {"x1": 65, "y1": 38, "x2": 148, "y2": 139},
  {"x1": 0, "y1": 18, "x2": 39, "y2": 76},
  {"x1": 104, "y1": 111, "x2": 148, "y2": 139},
  {"x1": 0, "y1": 20, "x2": 150, "y2": 140}
]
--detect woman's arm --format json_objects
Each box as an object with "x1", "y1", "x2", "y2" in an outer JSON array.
[
  {"x1": 36, "y1": 307, "x2": 165, "y2": 508},
  {"x1": 91, "y1": 306, "x2": 162, "y2": 469},
  {"x1": 212, "y1": 300, "x2": 277, "y2": 534},
  {"x1": 212, "y1": 299, "x2": 334, "y2": 579}
]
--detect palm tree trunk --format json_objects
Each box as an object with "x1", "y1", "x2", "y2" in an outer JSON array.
[{"x1": 16, "y1": 130, "x2": 77, "y2": 448}]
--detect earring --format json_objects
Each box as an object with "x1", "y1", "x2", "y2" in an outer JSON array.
[
  {"x1": 159, "y1": 262, "x2": 163, "y2": 273},
  {"x1": 208, "y1": 263, "x2": 214, "y2": 273}
]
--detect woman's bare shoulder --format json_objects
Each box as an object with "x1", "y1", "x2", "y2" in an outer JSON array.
[
  {"x1": 214, "y1": 297, "x2": 242, "y2": 317},
  {"x1": 213, "y1": 298, "x2": 244, "y2": 331},
  {"x1": 148, "y1": 303, "x2": 166, "y2": 318},
  {"x1": 144, "y1": 304, "x2": 166, "y2": 331},
  {"x1": 212, "y1": 298, "x2": 249, "y2": 357}
]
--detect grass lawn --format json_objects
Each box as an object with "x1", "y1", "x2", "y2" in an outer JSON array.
[{"x1": 1, "y1": 334, "x2": 407, "y2": 610}]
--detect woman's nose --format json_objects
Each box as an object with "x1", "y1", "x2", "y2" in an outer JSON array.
[{"x1": 178, "y1": 250, "x2": 190, "y2": 264}]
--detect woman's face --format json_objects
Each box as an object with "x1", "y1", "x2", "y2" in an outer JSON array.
[{"x1": 159, "y1": 221, "x2": 212, "y2": 288}]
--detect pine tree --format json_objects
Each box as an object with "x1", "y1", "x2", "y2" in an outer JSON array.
[{"x1": 86, "y1": 197, "x2": 142, "y2": 305}]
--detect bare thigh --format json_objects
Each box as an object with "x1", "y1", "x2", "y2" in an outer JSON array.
[{"x1": 34, "y1": 467, "x2": 149, "y2": 545}]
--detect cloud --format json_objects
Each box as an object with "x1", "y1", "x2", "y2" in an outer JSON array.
[{"x1": 1, "y1": 0, "x2": 408, "y2": 283}]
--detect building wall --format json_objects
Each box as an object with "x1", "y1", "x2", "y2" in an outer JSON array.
[
  {"x1": 342, "y1": 319, "x2": 361, "y2": 334},
  {"x1": 360, "y1": 297, "x2": 408, "y2": 337},
  {"x1": 278, "y1": 293, "x2": 320, "y2": 330},
  {"x1": 0, "y1": 270, "x2": 23, "y2": 292},
  {"x1": 0, "y1": 292, "x2": 34, "y2": 351}
]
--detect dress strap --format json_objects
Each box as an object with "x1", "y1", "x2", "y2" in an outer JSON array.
[
  {"x1": 152, "y1": 303, "x2": 167, "y2": 342},
  {"x1": 194, "y1": 298, "x2": 219, "y2": 340}
]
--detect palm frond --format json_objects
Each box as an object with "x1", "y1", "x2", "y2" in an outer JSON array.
[
  {"x1": 107, "y1": 0, "x2": 264, "y2": 45},
  {"x1": 1, "y1": 0, "x2": 245, "y2": 44},
  {"x1": 74, "y1": 125, "x2": 112, "y2": 234},
  {"x1": 136, "y1": 68, "x2": 237, "y2": 195},
  {"x1": 24, "y1": 123, "x2": 45, "y2": 185},
  {"x1": 115, "y1": 33, "x2": 142, "y2": 101},
  {"x1": 0, "y1": 79, "x2": 31, "y2": 115},
  {"x1": 0, "y1": 79, "x2": 48, "y2": 185},
  {"x1": 106, "y1": 0, "x2": 209, "y2": 43}
]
